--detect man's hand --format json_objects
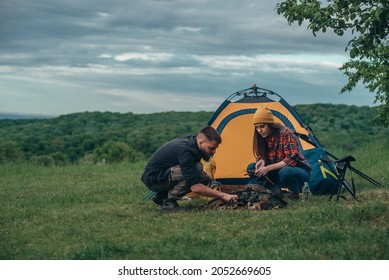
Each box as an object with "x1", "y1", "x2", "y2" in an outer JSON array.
[
  {"x1": 222, "y1": 193, "x2": 238, "y2": 203},
  {"x1": 191, "y1": 183, "x2": 238, "y2": 203}
]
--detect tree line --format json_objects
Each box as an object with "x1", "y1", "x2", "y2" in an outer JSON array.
[
  {"x1": 0, "y1": 111, "x2": 211, "y2": 165},
  {"x1": 0, "y1": 104, "x2": 388, "y2": 165}
]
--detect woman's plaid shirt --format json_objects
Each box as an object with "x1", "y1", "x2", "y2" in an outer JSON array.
[{"x1": 265, "y1": 126, "x2": 311, "y2": 171}]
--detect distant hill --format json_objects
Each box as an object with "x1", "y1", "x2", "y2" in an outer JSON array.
[
  {"x1": 0, "y1": 105, "x2": 388, "y2": 165},
  {"x1": 0, "y1": 113, "x2": 54, "y2": 119}
]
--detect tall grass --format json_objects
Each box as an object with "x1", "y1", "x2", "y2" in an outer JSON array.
[{"x1": 1, "y1": 143, "x2": 388, "y2": 260}]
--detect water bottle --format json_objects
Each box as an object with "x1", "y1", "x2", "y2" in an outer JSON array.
[{"x1": 302, "y1": 182, "x2": 310, "y2": 202}]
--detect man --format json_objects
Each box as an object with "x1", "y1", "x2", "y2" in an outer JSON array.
[{"x1": 141, "y1": 126, "x2": 238, "y2": 212}]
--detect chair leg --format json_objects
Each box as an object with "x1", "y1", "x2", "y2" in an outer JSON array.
[
  {"x1": 336, "y1": 169, "x2": 347, "y2": 201},
  {"x1": 328, "y1": 165, "x2": 347, "y2": 201}
]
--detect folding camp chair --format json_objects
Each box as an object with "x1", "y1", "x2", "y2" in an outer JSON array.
[
  {"x1": 321, "y1": 152, "x2": 386, "y2": 201},
  {"x1": 321, "y1": 155, "x2": 358, "y2": 201},
  {"x1": 296, "y1": 132, "x2": 385, "y2": 201}
]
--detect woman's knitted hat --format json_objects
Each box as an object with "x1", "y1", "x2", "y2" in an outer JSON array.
[{"x1": 253, "y1": 107, "x2": 275, "y2": 124}]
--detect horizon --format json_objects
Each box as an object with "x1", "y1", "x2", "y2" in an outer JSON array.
[{"x1": 0, "y1": 102, "x2": 379, "y2": 120}]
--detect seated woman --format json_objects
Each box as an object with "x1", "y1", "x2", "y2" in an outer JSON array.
[{"x1": 247, "y1": 107, "x2": 311, "y2": 199}]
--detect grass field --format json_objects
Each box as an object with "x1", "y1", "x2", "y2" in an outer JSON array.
[{"x1": 1, "y1": 141, "x2": 388, "y2": 260}]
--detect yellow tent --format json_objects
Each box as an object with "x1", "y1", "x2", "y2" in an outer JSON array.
[{"x1": 207, "y1": 84, "x2": 324, "y2": 188}]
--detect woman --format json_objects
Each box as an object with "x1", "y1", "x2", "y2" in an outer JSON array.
[{"x1": 247, "y1": 107, "x2": 311, "y2": 199}]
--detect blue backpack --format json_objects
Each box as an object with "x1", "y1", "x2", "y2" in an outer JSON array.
[{"x1": 302, "y1": 147, "x2": 339, "y2": 195}]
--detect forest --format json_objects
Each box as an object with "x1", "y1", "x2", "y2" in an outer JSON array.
[{"x1": 0, "y1": 104, "x2": 388, "y2": 165}]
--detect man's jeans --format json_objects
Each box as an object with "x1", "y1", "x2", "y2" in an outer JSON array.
[{"x1": 148, "y1": 162, "x2": 211, "y2": 200}]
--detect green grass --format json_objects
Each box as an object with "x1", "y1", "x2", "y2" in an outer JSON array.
[{"x1": 1, "y1": 143, "x2": 388, "y2": 260}]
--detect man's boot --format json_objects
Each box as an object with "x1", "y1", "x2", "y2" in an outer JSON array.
[
  {"x1": 151, "y1": 192, "x2": 167, "y2": 206},
  {"x1": 161, "y1": 198, "x2": 181, "y2": 212}
]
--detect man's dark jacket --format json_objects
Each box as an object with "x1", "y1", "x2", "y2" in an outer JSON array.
[{"x1": 141, "y1": 135, "x2": 206, "y2": 188}]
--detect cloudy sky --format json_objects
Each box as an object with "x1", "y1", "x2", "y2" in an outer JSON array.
[{"x1": 0, "y1": 0, "x2": 377, "y2": 116}]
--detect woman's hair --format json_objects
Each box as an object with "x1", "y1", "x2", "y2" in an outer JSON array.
[{"x1": 253, "y1": 123, "x2": 283, "y2": 162}]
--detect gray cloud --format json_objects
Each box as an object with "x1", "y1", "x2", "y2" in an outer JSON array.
[{"x1": 0, "y1": 0, "x2": 376, "y2": 115}]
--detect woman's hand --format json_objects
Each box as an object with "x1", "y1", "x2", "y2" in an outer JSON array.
[
  {"x1": 255, "y1": 165, "x2": 271, "y2": 177},
  {"x1": 255, "y1": 159, "x2": 265, "y2": 170},
  {"x1": 255, "y1": 161, "x2": 287, "y2": 177}
]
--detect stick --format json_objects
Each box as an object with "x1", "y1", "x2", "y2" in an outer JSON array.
[{"x1": 245, "y1": 169, "x2": 275, "y2": 186}]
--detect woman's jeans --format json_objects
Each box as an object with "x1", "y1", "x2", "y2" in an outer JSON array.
[{"x1": 247, "y1": 162, "x2": 310, "y2": 193}]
